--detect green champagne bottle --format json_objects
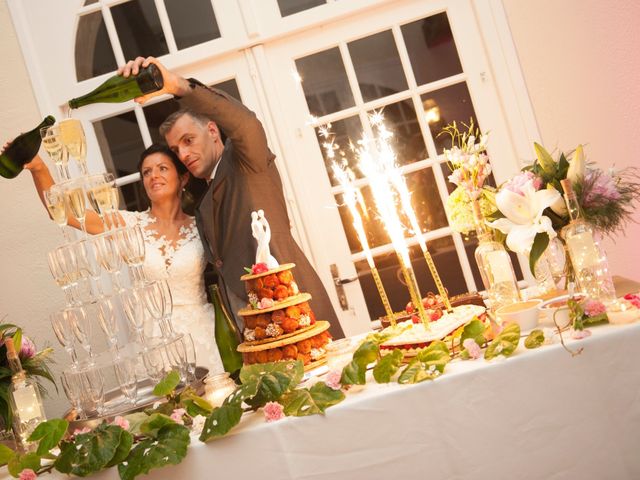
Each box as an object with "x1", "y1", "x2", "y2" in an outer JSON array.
[
  {"x1": 0, "y1": 116, "x2": 55, "y2": 179},
  {"x1": 209, "y1": 284, "x2": 243, "y2": 376},
  {"x1": 68, "y1": 64, "x2": 164, "y2": 109}
]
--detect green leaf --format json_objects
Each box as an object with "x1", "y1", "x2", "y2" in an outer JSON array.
[
  {"x1": 11, "y1": 330, "x2": 22, "y2": 355},
  {"x1": 28, "y1": 418, "x2": 68, "y2": 456},
  {"x1": 118, "y1": 423, "x2": 190, "y2": 480},
  {"x1": 0, "y1": 443, "x2": 15, "y2": 466},
  {"x1": 152, "y1": 370, "x2": 181, "y2": 397},
  {"x1": 485, "y1": 323, "x2": 521, "y2": 360},
  {"x1": 140, "y1": 413, "x2": 176, "y2": 438},
  {"x1": 105, "y1": 428, "x2": 133, "y2": 468},
  {"x1": 239, "y1": 361, "x2": 303, "y2": 409},
  {"x1": 7, "y1": 452, "x2": 40, "y2": 478},
  {"x1": 557, "y1": 152, "x2": 569, "y2": 177},
  {"x1": 529, "y1": 232, "x2": 550, "y2": 275},
  {"x1": 524, "y1": 329, "x2": 545, "y2": 349},
  {"x1": 372, "y1": 350, "x2": 403, "y2": 383},
  {"x1": 352, "y1": 341, "x2": 379, "y2": 365},
  {"x1": 398, "y1": 341, "x2": 451, "y2": 384},
  {"x1": 53, "y1": 424, "x2": 131, "y2": 477},
  {"x1": 182, "y1": 392, "x2": 213, "y2": 417},
  {"x1": 365, "y1": 322, "x2": 411, "y2": 345},
  {"x1": 123, "y1": 412, "x2": 148, "y2": 436},
  {"x1": 240, "y1": 360, "x2": 304, "y2": 387},
  {"x1": 340, "y1": 360, "x2": 367, "y2": 386},
  {"x1": 460, "y1": 318, "x2": 487, "y2": 347},
  {"x1": 282, "y1": 382, "x2": 345, "y2": 416},
  {"x1": 533, "y1": 142, "x2": 557, "y2": 175},
  {"x1": 199, "y1": 403, "x2": 243, "y2": 442}
]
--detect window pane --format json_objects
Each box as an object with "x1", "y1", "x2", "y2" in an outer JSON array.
[
  {"x1": 296, "y1": 47, "x2": 355, "y2": 118},
  {"x1": 355, "y1": 237, "x2": 467, "y2": 319},
  {"x1": 401, "y1": 12, "x2": 463, "y2": 86},
  {"x1": 213, "y1": 79, "x2": 241, "y2": 101},
  {"x1": 335, "y1": 167, "x2": 447, "y2": 254},
  {"x1": 164, "y1": 0, "x2": 220, "y2": 50},
  {"x1": 75, "y1": 12, "x2": 118, "y2": 81},
  {"x1": 420, "y1": 82, "x2": 478, "y2": 154},
  {"x1": 111, "y1": 0, "x2": 169, "y2": 61},
  {"x1": 315, "y1": 115, "x2": 364, "y2": 186},
  {"x1": 348, "y1": 30, "x2": 408, "y2": 103},
  {"x1": 277, "y1": 0, "x2": 326, "y2": 17},
  {"x1": 93, "y1": 112, "x2": 147, "y2": 211}
]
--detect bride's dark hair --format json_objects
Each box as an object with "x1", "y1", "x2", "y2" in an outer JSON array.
[{"x1": 138, "y1": 143, "x2": 188, "y2": 175}]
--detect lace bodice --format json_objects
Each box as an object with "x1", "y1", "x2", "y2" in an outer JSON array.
[{"x1": 120, "y1": 210, "x2": 208, "y2": 306}]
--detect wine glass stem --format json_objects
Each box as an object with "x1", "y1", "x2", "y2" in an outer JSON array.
[{"x1": 111, "y1": 271, "x2": 123, "y2": 292}]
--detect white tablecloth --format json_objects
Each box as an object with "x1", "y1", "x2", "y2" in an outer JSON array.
[{"x1": 15, "y1": 322, "x2": 640, "y2": 479}]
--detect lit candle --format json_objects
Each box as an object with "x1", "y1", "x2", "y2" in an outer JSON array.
[{"x1": 204, "y1": 372, "x2": 237, "y2": 408}]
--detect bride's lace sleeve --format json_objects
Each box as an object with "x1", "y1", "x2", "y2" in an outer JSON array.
[{"x1": 119, "y1": 210, "x2": 150, "y2": 227}]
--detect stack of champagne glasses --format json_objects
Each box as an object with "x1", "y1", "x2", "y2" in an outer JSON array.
[{"x1": 40, "y1": 118, "x2": 195, "y2": 420}]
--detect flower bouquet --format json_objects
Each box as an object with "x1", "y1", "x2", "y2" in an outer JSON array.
[{"x1": 0, "y1": 322, "x2": 55, "y2": 431}]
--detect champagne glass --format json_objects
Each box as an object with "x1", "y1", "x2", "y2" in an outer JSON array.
[
  {"x1": 141, "y1": 342, "x2": 166, "y2": 384},
  {"x1": 40, "y1": 125, "x2": 70, "y2": 181},
  {"x1": 50, "y1": 310, "x2": 79, "y2": 368},
  {"x1": 96, "y1": 295, "x2": 119, "y2": 355},
  {"x1": 85, "y1": 174, "x2": 111, "y2": 228},
  {"x1": 94, "y1": 230, "x2": 124, "y2": 291},
  {"x1": 63, "y1": 179, "x2": 88, "y2": 236},
  {"x1": 80, "y1": 367, "x2": 105, "y2": 416},
  {"x1": 158, "y1": 279, "x2": 175, "y2": 338},
  {"x1": 59, "y1": 118, "x2": 88, "y2": 175},
  {"x1": 48, "y1": 250, "x2": 77, "y2": 306},
  {"x1": 121, "y1": 287, "x2": 146, "y2": 346},
  {"x1": 66, "y1": 305, "x2": 94, "y2": 363},
  {"x1": 73, "y1": 238, "x2": 103, "y2": 298},
  {"x1": 141, "y1": 280, "x2": 165, "y2": 338},
  {"x1": 44, "y1": 185, "x2": 71, "y2": 241},
  {"x1": 113, "y1": 357, "x2": 138, "y2": 406},
  {"x1": 181, "y1": 334, "x2": 197, "y2": 382},
  {"x1": 107, "y1": 182, "x2": 122, "y2": 228},
  {"x1": 166, "y1": 335, "x2": 188, "y2": 383},
  {"x1": 61, "y1": 371, "x2": 85, "y2": 419},
  {"x1": 117, "y1": 225, "x2": 146, "y2": 285}
]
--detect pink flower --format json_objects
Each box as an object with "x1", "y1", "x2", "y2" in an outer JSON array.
[
  {"x1": 251, "y1": 263, "x2": 269, "y2": 274},
  {"x1": 258, "y1": 297, "x2": 275, "y2": 309},
  {"x1": 462, "y1": 338, "x2": 482, "y2": 359},
  {"x1": 19, "y1": 336, "x2": 36, "y2": 360},
  {"x1": 72, "y1": 427, "x2": 92, "y2": 437},
  {"x1": 19, "y1": 469, "x2": 37, "y2": 480},
  {"x1": 624, "y1": 293, "x2": 640, "y2": 309},
  {"x1": 448, "y1": 169, "x2": 464, "y2": 187},
  {"x1": 583, "y1": 299, "x2": 606, "y2": 317},
  {"x1": 582, "y1": 169, "x2": 620, "y2": 207},
  {"x1": 503, "y1": 171, "x2": 542, "y2": 195},
  {"x1": 112, "y1": 416, "x2": 129, "y2": 430},
  {"x1": 571, "y1": 329, "x2": 592, "y2": 340},
  {"x1": 325, "y1": 370, "x2": 342, "y2": 390},
  {"x1": 263, "y1": 401, "x2": 285, "y2": 422},
  {"x1": 170, "y1": 408, "x2": 186, "y2": 425}
]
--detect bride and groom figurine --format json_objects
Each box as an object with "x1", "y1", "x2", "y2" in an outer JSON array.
[{"x1": 251, "y1": 210, "x2": 279, "y2": 269}]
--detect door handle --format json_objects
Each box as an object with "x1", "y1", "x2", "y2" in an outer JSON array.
[{"x1": 330, "y1": 264, "x2": 357, "y2": 311}]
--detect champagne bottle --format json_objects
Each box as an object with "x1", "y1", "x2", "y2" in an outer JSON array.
[
  {"x1": 0, "y1": 116, "x2": 55, "y2": 179},
  {"x1": 209, "y1": 284, "x2": 243, "y2": 376},
  {"x1": 5, "y1": 338, "x2": 46, "y2": 453},
  {"x1": 472, "y1": 199, "x2": 520, "y2": 310},
  {"x1": 68, "y1": 64, "x2": 164, "y2": 109},
  {"x1": 560, "y1": 179, "x2": 617, "y2": 305}
]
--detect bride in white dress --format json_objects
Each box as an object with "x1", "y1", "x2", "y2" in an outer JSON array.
[{"x1": 24, "y1": 143, "x2": 224, "y2": 375}]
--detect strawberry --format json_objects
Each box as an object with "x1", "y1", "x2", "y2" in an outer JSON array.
[{"x1": 405, "y1": 302, "x2": 415, "y2": 314}]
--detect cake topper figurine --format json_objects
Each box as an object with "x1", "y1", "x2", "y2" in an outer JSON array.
[{"x1": 251, "y1": 209, "x2": 279, "y2": 269}]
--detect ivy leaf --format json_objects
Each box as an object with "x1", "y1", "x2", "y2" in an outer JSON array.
[
  {"x1": 460, "y1": 318, "x2": 487, "y2": 347},
  {"x1": 104, "y1": 428, "x2": 133, "y2": 468},
  {"x1": 398, "y1": 341, "x2": 451, "y2": 384},
  {"x1": 199, "y1": 404, "x2": 243, "y2": 442},
  {"x1": 140, "y1": 413, "x2": 176, "y2": 438},
  {"x1": 240, "y1": 360, "x2": 304, "y2": 387},
  {"x1": 118, "y1": 423, "x2": 190, "y2": 480},
  {"x1": 340, "y1": 341, "x2": 380, "y2": 386},
  {"x1": 281, "y1": 383, "x2": 345, "y2": 416},
  {"x1": 7, "y1": 452, "x2": 40, "y2": 478},
  {"x1": 529, "y1": 232, "x2": 550, "y2": 275},
  {"x1": 0, "y1": 443, "x2": 15, "y2": 466},
  {"x1": 54, "y1": 424, "x2": 131, "y2": 477},
  {"x1": 152, "y1": 370, "x2": 181, "y2": 397},
  {"x1": 182, "y1": 391, "x2": 213, "y2": 417},
  {"x1": 28, "y1": 418, "x2": 68, "y2": 456},
  {"x1": 224, "y1": 382, "x2": 256, "y2": 407},
  {"x1": 352, "y1": 341, "x2": 379, "y2": 365},
  {"x1": 373, "y1": 350, "x2": 403, "y2": 383},
  {"x1": 485, "y1": 323, "x2": 521, "y2": 360},
  {"x1": 240, "y1": 362, "x2": 303, "y2": 409},
  {"x1": 123, "y1": 412, "x2": 148, "y2": 436},
  {"x1": 524, "y1": 329, "x2": 545, "y2": 349}
]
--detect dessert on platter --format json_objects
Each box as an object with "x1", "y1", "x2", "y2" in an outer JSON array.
[
  {"x1": 379, "y1": 304, "x2": 486, "y2": 357},
  {"x1": 236, "y1": 210, "x2": 332, "y2": 370}
]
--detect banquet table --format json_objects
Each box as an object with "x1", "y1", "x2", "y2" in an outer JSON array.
[{"x1": 21, "y1": 319, "x2": 640, "y2": 480}]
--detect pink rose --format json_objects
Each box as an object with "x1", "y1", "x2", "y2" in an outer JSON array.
[
  {"x1": 583, "y1": 299, "x2": 606, "y2": 317},
  {"x1": 571, "y1": 329, "x2": 592, "y2": 340},
  {"x1": 258, "y1": 297, "x2": 275, "y2": 309},
  {"x1": 462, "y1": 338, "x2": 482, "y2": 359},
  {"x1": 170, "y1": 408, "x2": 186, "y2": 425},
  {"x1": 263, "y1": 401, "x2": 285, "y2": 423},
  {"x1": 112, "y1": 416, "x2": 129, "y2": 430},
  {"x1": 19, "y1": 469, "x2": 37, "y2": 480},
  {"x1": 324, "y1": 370, "x2": 342, "y2": 390},
  {"x1": 504, "y1": 171, "x2": 542, "y2": 195},
  {"x1": 251, "y1": 263, "x2": 269, "y2": 274}
]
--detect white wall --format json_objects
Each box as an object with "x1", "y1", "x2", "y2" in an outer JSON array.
[
  {"x1": 502, "y1": 0, "x2": 640, "y2": 280},
  {"x1": 0, "y1": 1, "x2": 68, "y2": 416}
]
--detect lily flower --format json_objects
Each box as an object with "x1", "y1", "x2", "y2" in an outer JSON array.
[{"x1": 489, "y1": 180, "x2": 561, "y2": 254}]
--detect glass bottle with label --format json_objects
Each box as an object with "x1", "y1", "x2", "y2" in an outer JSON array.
[
  {"x1": 560, "y1": 179, "x2": 617, "y2": 305},
  {"x1": 472, "y1": 200, "x2": 521, "y2": 310},
  {"x1": 5, "y1": 338, "x2": 46, "y2": 453},
  {"x1": 209, "y1": 284, "x2": 243, "y2": 377}
]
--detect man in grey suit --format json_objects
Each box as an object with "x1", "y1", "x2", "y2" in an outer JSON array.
[{"x1": 120, "y1": 56, "x2": 343, "y2": 338}]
